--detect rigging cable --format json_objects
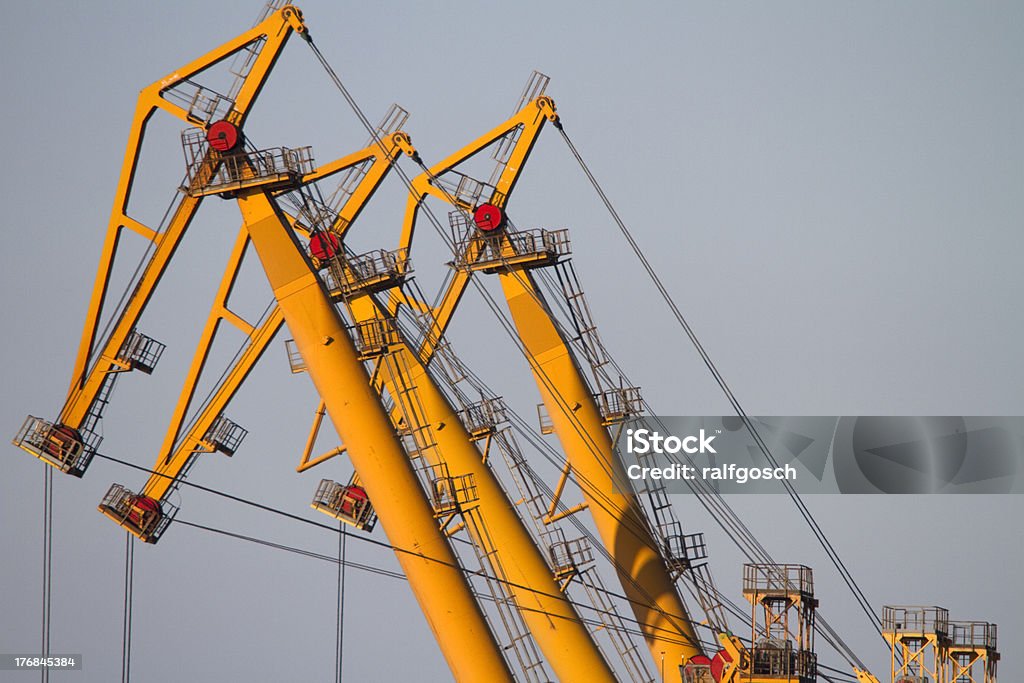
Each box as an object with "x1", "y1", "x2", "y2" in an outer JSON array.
[
  {"x1": 96, "y1": 450, "x2": 716, "y2": 649},
  {"x1": 172, "y1": 508, "x2": 856, "y2": 682},
  {"x1": 284, "y1": 30, "x2": 875, "y2": 672},
  {"x1": 40, "y1": 466, "x2": 53, "y2": 683},
  {"x1": 555, "y1": 123, "x2": 885, "y2": 645},
  {"x1": 120, "y1": 533, "x2": 134, "y2": 683},
  {"x1": 302, "y1": 33, "x2": 849, "y2": 664},
  {"x1": 92, "y1": 451, "x2": 860, "y2": 678},
  {"x1": 335, "y1": 523, "x2": 347, "y2": 683}
]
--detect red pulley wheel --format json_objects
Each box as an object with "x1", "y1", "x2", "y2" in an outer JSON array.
[
  {"x1": 132, "y1": 496, "x2": 162, "y2": 515},
  {"x1": 710, "y1": 649, "x2": 733, "y2": 682},
  {"x1": 309, "y1": 232, "x2": 341, "y2": 260},
  {"x1": 473, "y1": 203, "x2": 504, "y2": 232},
  {"x1": 207, "y1": 120, "x2": 241, "y2": 152}
]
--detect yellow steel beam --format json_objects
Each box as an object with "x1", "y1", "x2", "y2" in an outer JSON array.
[
  {"x1": 500, "y1": 268, "x2": 704, "y2": 675},
  {"x1": 295, "y1": 400, "x2": 346, "y2": 473},
  {"x1": 237, "y1": 190, "x2": 513, "y2": 682},
  {"x1": 58, "y1": 5, "x2": 308, "y2": 454},
  {"x1": 139, "y1": 227, "x2": 285, "y2": 505},
  {"x1": 390, "y1": 97, "x2": 559, "y2": 361},
  {"x1": 351, "y1": 297, "x2": 617, "y2": 682},
  {"x1": 387, "y1": 87, "x2": 705, "y2": 677},
  {"x1": 104, "y1": 128, "x2": 416, "y2": 529}
]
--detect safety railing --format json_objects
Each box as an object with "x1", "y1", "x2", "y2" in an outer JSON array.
[
  {"x1": 116, "y1": 330, "x2": 166, "y2": 374},
  {"x1": 322, "y1": 248, "x2": 411, "y2": 299},
  {"x1": 310, "y1": 477, "x2": 376, "y2": 531},
  {"x1": 882, "y1": 605, "x2": 950, "y2": 637},
  {"x1": 743, "y1": 563, "x2": 815, "y2": 598},
  {"x1": 458, "y1": 397, "x2": 509, "y2": 438},
  {"x1": 454, "y1": 228, "x2": 571, "y2": 272},
  {"x1": 98, "y1": 483, "x2": 177, "y2": 543},
  {"x1": 202, "y1": 415, "x2": 248, "y2": 456},
  {"x1": 12, "y1": 416, "x2": 91, "y2": 476}
]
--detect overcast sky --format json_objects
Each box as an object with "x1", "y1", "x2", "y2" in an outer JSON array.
[{"x1": 2, "y1": 1, "x2": 1022, "y2": 681}]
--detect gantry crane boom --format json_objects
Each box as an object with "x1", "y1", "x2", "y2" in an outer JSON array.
[
  {"x1": 14, "y1": 4, "x2": 308, "y2": 476},
  {"x1": 9, "y1": 2, "x2": 1003, "y2": 680},
  {"x1": 390, "y1": 88, "x2": 559, "y2": 355},
  {"x1": 341, "y1": 295, "x2": 618, "y2": 682},
  {"x1": 232, "y1": 187, "x2": 513, "y2": 681},
  {"x1": 99, "y1": 131, "x2": 416, "y2": 536},
  {"x1": 13, "y1": 3, "x2": 517, "y2": 678},
  {"x1": 389, "y1": 78, "x2": 706, "y2": 678}
]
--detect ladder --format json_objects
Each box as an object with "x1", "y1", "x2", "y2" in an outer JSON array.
[{"x1": 376, "y1": 346, "x2": 551, "y2": 682}]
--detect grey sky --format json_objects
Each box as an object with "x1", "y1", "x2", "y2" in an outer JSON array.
[{"x1": 1, "y1": 1, "x2": 1022, "y2": 681}]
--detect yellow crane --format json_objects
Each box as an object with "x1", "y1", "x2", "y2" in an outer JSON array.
[
  {"x1": 10, "y1": 3, "x2": 1004, "y2": 683},
  {"x1": 13, "y1": 6, "x2": 514, "y2": 680},
  {"x1": 386, "y1": 72, "x2": 706, "y2": 680},
  {"x1": 13, "y1": 3, "x2": 308, "y2": 478}
]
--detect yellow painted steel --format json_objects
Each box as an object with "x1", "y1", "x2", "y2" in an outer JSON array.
[
  {"x1": 56, "y1": 5, "x2": 307, "y2": 450},
  {"x1": 392, "y1": 96, "x2": 559, "y2": 355},
  {"x1": 852, "y1": 668, "x2": 881, "y2": 683},
  {"x1": 137, "y1": 228, "x2": 283, "y2": 506},
  {"x1": 392, "y1": 91, "x2": 704, "y2": 677},
  {"x1": 499, "y1": 268, "x2": 704, "y2": 677},
  {"x1": 237, "y1": 191, "x2": 514, "y2": 682},
  {"x1": 349, "y1": 299, "x2": 617, "y2": 683},
  {"x1": 102, "y1": 130, "x2": 417, "y2": 538}
]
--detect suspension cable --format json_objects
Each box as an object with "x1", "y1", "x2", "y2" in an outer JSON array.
[
  {"x1": 334, "y1": 523, "x2": 346, "y2": 683},
  {"x1": 120, "y1": 533, "x2": 134, "y2": 683},
  {"x1": 299, "y1": 29, "x2": 876, "y2": 671},
  {"x1": 168, "y1": 496, "x2": 859, "y2": 680},
  {"x1": 304, "y1": 34, "x2": 856, "y2": 665},
  {"x1": 94, "y1": 450, "x2": 716, "y2": 649},
  {"x1": 40, "y1": 466, "x2": 53, "y2": 683},
  {"x1": 556, "y1": 123, "x2": 885, "y2": 644}
]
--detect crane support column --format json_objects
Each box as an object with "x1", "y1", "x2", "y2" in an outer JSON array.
[
  {"x1": 350, "y1": 300, "x2": 618, "y2": 683},
  {"x1": 499, "y1": 268, "x2": 704, "y2": 677},
  {"x1": 237, "y1": 191, "x2": 514, "y2": 683}
]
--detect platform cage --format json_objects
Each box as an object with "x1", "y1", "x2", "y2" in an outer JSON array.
[
  {"x1": 594, "y1": 385, "x2": 643, "y2": 425},
  {"x1": 435, "y1": 172, "x2": 495, "y2": 213},
  {"x1": 458, "y1": 397, "x2": 509, "y2": 439},
  {"x1": 12, "y1": 416, "x2": 93, "y2": 477},
  {"x1": 487, "y1": 71, "x2": 550, "y2": 187},
  {"x1": 162, "y1": 80, "x2": 234, "y2": 128},
  {"x1": 350, "y1": 317, "x2": 403, "y2": 359},
  {"x1": 749, "y1": 640, "x2": 817, "y2": 680},
  {"x1": 310, "y1": 477, "x2": 376, "y2": 531},
  {"x1": 322, "y1": 247, "x2": 411, "y2": 299},
  {"x1": 661, "y1": 526, "x2": 709, "y2": 571},
  {"x1": 894, "y1": 677, "x2": 928, "y2": 683},
  {"x1": 98, "y1": 483, "x2": 177, "y2": 543},
  {"x1": 549, "y1": 536, "x2": 594, "y2": 578},
  {"x1": 428, "y1": 465, "x2": 478, "y2": 516},
  {"x1": 116, "y1": 330, "x2": 166, "y2": 374},
  {"x1": 452, "y1": 227, "x2": 571, "y2": 273},
  {"x1": 181, "y1": 126, "x2": 314, "y2": 197},
  {"x1": 950, "y1": 621, "x2": 998, "y2": 651},
  {"x1": 882, "y1": 606, "x2": 950, "y2": 638},
  {"x1": 320, "y1": 103, "x2": 410, "y2": 217},
  {"x1": 680, "y1": 662, "x2": 713, "y2": 683},
  {"x1": 743, "y1": 564, "x2": 815, "y2": 600},
  {"x1": 284, "y1": 339, "x2": 307, "y2": 374},
  {"x1": 536, "y1": 403, "x2": 555, "y2": 435},
  {"x1": 202, "y1": 415, "x2": 248, "y2": 456}
]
